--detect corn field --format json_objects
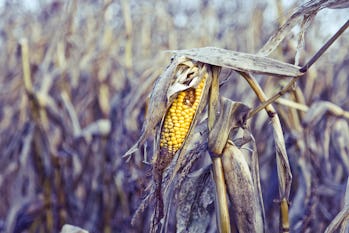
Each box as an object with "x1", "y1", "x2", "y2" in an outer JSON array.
[{"x1": 0, "y1": 0, "x2": 349, "y2": 233}]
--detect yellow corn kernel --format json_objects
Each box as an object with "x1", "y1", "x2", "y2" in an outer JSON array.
[{"x1": 159, "y1": 76, "x2": 206, "y2": 156}]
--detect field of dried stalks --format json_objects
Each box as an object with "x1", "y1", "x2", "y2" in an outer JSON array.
[{"x1": 0, "y1": 1, "x2": 348, "y2": 233}]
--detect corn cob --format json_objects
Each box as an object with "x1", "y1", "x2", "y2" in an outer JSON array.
[{"x1": 159, "y1": 75, "x2": 206, "y2": 156}]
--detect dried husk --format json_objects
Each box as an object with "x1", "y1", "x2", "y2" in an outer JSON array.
[
  {"x1": 206, "y1": 94, "x2": 264, "y2": 233},
  {"x1": 157, "y1": 65, "x2": 212, "y2": 229},
  {"x1": 330, "y1": 119, "x2": 349, "y2": 173},
  {"x1": 222, "y1": 141, "x2": 264, "y2": 233},
  {"x1": 124, "y1": 57, "x2": 213, "y2": 158}
]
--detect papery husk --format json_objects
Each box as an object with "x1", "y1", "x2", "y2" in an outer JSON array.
[{"x1": 222, "y1": 141, "x2": 264, "y2": 233}]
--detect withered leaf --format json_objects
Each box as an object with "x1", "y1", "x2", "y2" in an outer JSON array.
[
  {"x1": 169, "y1": 47, "x2": 303, "y2": 77},
  {"x1": 258, "y1": 0, "x2": 348, "y2": 56}
]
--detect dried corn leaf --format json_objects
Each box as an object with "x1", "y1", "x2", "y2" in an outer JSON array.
[
  {"x1": 222, "y1": 141, "x2": 264, "y2": 233},
  {"x1": 250, "y1": 135, "x2": 266, "y2": 233},
  {"x1": 340, "y1": 178, "x2": 349, "y2": 233},
  {"x1": 258, "y1": 0, "x2": 347, "y2": 56},
  {"x1": 11, "y1": 198, "x2": 48, "y2": 233},
  {"x1": 76, "y1": 119, "x2": 111, "y2": 141},
  {"x1": 272, "y1": 113, "x2": 293, "y2": 199},
  {"x1": 169, "y1": 47, "x2": 303, "y2": 77},
  {"x1": 295, "y1": 14, "x2": 315, "y2": 66},
  {"x1": 328, "y1": 0, "x2": 349, "y2": 9},
  {"x1": 289, "y1": 157, "x2": 312, "y2": 229}
]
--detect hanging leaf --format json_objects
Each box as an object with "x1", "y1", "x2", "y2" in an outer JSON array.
[{"x1": 169, "y1": 47, "x2": 303, "y2": 77}]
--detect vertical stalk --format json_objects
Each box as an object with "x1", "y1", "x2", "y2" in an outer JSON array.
[
  {"x1": 208, "y1": 66, "x2": 231, "y2": 233},
  {"x1": 280, "y1": 198, "x2": 289, "y2": 233},
  {"x1": 212, "y1": 157, "x2": 231, "y2": 233}
]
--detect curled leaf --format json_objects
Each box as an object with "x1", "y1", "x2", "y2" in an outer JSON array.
[{"x1": 208, "y1": 97, "x2": 250, "y2": 155}]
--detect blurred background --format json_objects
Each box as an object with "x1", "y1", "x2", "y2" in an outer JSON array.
[{"x1": 0, "y1": 0, "x2": 348, "y2": 232}]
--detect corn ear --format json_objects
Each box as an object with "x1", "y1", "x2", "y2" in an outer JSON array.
[
  {"x1": 123, "y1": 56, "x2": 195, "y2": 158},
  {"x1": 159, "y1": 75, "x2": 206, "y2": 157},
  {"x1": 158, "y1": 64, "x2": 213, "y2": 180}
]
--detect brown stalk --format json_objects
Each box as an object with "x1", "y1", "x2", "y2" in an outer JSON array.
[
  {"x1": 212, "y1": 157, "x2": 231, "y2": 233},
  {"x1": 280, "y1": 198, "x2": 290, "y2": 233},
  {"x1": 208, "y1": 66, "x2": 231, "y2": 233}
]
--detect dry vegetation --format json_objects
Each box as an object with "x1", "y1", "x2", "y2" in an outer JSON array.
[{"x1": 0, "y1": 0, "x2": 348, "y2": 233}]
